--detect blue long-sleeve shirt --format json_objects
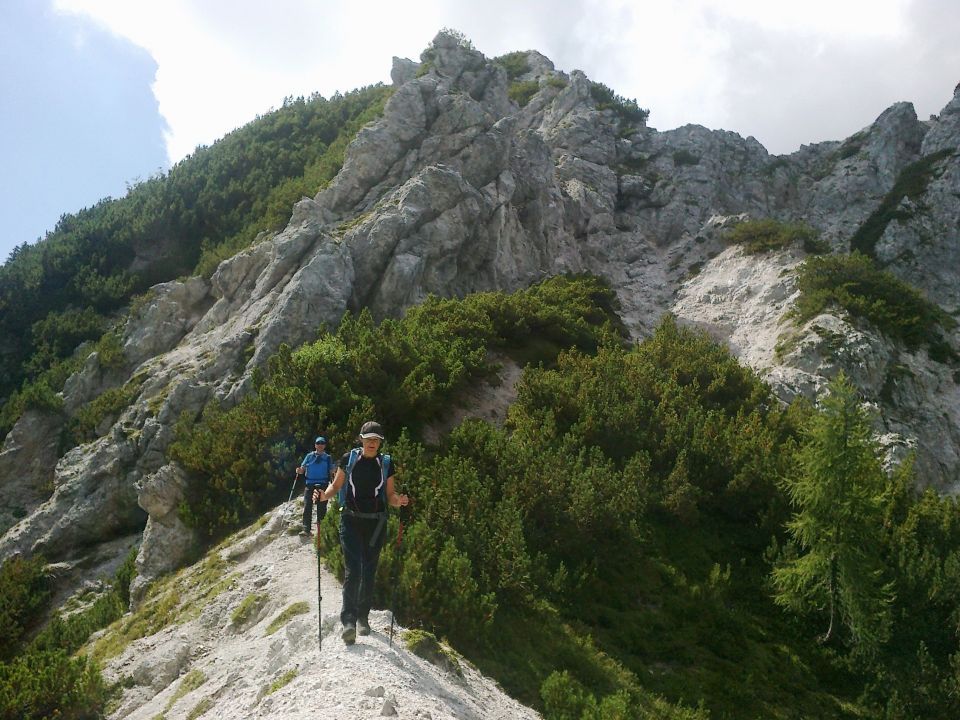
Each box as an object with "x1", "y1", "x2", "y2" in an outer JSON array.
[{"x1": 300, "y1": 451, "x2": 333, "y2": 486}]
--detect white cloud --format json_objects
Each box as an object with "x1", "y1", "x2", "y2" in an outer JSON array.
[
  {"x1": 53, "y1": 0, "x2": 439, "y2": 161},
  {"x1": 53, "y1": 0, "x2": 960, "y2": 160}
]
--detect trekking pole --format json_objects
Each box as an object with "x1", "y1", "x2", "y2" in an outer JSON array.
[
  {"x1": 389, "y1": 504, "x2": 408, "y2": 649},
  {"x1": 287, "y1": 471, "x2": 299, "y2": 503},
  {"x1": 316, "y1": 502, "x2": 323, "y2": 652}
]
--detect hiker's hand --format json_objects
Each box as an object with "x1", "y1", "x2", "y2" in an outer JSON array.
[
  {"x1": 395, "y1": 493, "x2": 410, "y2": 507},
  {"x1": 313, "y1": 488, "x2": 324, "y2": 502},
  {"x1": 296, "y1": 466, "x2": 305, "y2": 475}
]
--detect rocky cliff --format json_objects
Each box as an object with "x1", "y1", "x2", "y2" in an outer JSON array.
[{"x1": 1, "y1": 31, "x2": 958, "y2": 602}]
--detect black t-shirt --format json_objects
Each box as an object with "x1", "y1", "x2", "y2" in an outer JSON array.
[{"x1": 339, "y1": 451, "x2": 391, "y2": 513}]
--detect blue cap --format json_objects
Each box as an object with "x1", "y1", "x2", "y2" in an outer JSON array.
[{"x1": 314, "y1": 436, "x2": 327, "y2": 444}]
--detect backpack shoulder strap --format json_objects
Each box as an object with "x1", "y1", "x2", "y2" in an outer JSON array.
[
  {"x1": 346, "y1": 447, "x2": 363, "y2": 471},
  {"x1": 339, "y1": 447, "x2": 364, "y2": 507},
  {"x1": 378, "y1": 454, "x2": 391, "y2": 502}
]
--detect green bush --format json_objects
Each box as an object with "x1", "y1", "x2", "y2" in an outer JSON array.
[
  {"x1": 170, "y1": 275, "x2": 622, "y2": 538},
  {"x1": 1, "y1": 324, "x2": 130, "y2": 441},
  {"x1": 0, "y1": 352, "x2": 85, "y2": 439},
  {"x1": 0, "y1": 556, "x2": 50, "y2": 661},
  {"x1": 93, "y1": 330, "x2": 126, "y2": 369},
  {"x1": 0, "y1": 650, "x2": 109, "y2": 720},
  {"x1": 0, "y1": 550, "x2": 134, "y2": 718},
  {"x1": 793, "y1": 252, "x2": 956, "y2": 352},
  {"x1": 541, "y1": 670, "x2": 597, "y2": 719},
  {"x1": 495, "y1": 51, "x2": 530, "y2": 80},
  {"x1": 726, "y1": 218, "x2": 819, "y2": 254},
  {"x1": 69, "y1": 375, "x2": 145, "y2": 443},
  {"x1": 26, "y1": 308, "x2": 106, "y2": 375},
  {"x1": 672, "y1": 149, "x2": 701, "y2": 166},
  {"x1": 541, "y1": 671, "x2": 642, "y2": 720},
  {"x1": 28, "y1": 546, "x2": 137, "y2": 657},
  {"x1": 508, "y1": 80, "x2": 540, "y2": 107},
  {"x1": 589, "y1": 82, "x2": 649, "y2": 125}
]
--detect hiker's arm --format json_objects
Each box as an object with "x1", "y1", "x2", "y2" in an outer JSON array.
[
  {"x1": 386, "y1": 476, "x2": 409, "y2": 508},
  {"x1": 315, "y1": 467, "x2": 345, "y2": 502}
]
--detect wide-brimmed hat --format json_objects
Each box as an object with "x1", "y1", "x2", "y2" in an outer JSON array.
[{"x1": 358, "y1": 421, "x2": 384, "y2": 440}]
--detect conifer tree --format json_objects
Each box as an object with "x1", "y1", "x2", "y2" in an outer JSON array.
[{"x1": 772, "y1": 372, "x2": 894, "y2": 655}]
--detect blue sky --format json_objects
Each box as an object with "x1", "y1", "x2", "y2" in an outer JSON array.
[
  {"x1": 2, "y1": 0, "x2": 958, "y2": 265},
  {"x1": 1, "y1": 1, "x2": 168, "y2": 259}
]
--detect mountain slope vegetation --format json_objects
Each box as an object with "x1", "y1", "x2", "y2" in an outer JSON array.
[
  {"x1": 0, "y1": 84, "x2": 393, "y2": 437},
  {"x1": 2, "y1": 276, "x2": 959, "y2": 718}
]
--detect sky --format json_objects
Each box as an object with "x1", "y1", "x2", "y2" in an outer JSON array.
[{"x1": 2, "y1": 0, "x2": 958, "y2": 265}]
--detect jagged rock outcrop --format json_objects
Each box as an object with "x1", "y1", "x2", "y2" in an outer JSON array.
[
  {"x1": 130, "y1": 463, "x2": 196, "y2": 605},
  {"x1": 0, "y1": 409, "x2": 62, "y2": 536},
  {"x1": 2, "y1": 31, "x2": 959, "y2": 596}
]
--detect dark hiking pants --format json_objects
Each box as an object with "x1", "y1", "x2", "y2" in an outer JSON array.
[{"x1": 339, "y1": 514, "x2": 386, "y2": 625}]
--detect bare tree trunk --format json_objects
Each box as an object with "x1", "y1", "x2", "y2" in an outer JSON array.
[{"x1": 820, "y1": 555, "x2": 838, "y2": 644}]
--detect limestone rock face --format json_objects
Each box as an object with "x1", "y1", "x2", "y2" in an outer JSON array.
[
  {"x1": 0, "y1": 429, "x2": 146, "y2": 561},
  {"x1": 130, "y1": 463, "x2": 196, "y2": 605},
  {"x1": 390, "y1": 56, "x2": 418, "y2": 87},
  {"x1": 673, "y1": 214, "x2": 960, "y2": 490},
  {"x1": 2, "y1": 30, "x2": 959, "y2": 597},
  {"x1": 0, "y1": 409, "x2": 61, "y2": 536}
]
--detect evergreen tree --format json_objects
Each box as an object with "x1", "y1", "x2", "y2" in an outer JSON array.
[{"x1": 772, "y1": 372, "x2": 895, "y2": 655}]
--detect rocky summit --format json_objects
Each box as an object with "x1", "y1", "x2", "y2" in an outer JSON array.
[{"x1": 2, "y1": 29, "x2": 959, "y2": 624}]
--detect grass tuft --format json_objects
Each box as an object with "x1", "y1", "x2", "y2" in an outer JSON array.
[{"x1": 265, "y1": 602, "x2": 310, "y2": 636}]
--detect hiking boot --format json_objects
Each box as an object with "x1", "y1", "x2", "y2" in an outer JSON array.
[
  {"x1": 357, "y1": 618, "x2": 371, "y2": 636},
  {"x1": 341, "y1": 622, "x2": 357, "y2": 645},
  {"x1": 299, "y1": 527, "x2": 311, "y2": 536}
]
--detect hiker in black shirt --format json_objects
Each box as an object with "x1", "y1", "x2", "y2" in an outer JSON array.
[{"x1": 315, "y1": 421, "x2": 409, "y2": 644}]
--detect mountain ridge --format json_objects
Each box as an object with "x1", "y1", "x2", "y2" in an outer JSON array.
[
  {"x1": 96, "y1": 501, "x2": 540, "y2": 720},
  {"x1": 2, "y1": 29, "x2": 960, "y2": 719},
  {"x1": 4, "y1": 22, "x2": 959, "y2": 620}
]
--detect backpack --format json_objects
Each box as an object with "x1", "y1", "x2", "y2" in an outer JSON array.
[
  {"x1": 304, "y1": 451, "x2": 332, "y2": 485},
  {"x1": 338, "y1": 447, "x2": 391, "y2": 511}
]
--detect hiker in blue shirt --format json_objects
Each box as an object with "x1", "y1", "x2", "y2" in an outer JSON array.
[
  {"x1": 315, "y1": 421, "x2": 410, "y2": 644},
  {"x1": 296, "y1": 436, "x2": 333, "y2": 535}
]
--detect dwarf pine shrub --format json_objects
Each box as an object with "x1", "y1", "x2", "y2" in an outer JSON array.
[
  {"x1": 726, "y1": 218, "x2": 819, "y2": 254},
  {"x1": 495, "y1": 51, "x2": 530, "y2": 80},
  {"x1": 793, "y1": 252, "x2": 955, "y2": 352},
  {"x1": 509, "y1": 80, "x2": 540, "y2": 107}
]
